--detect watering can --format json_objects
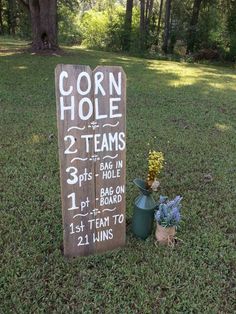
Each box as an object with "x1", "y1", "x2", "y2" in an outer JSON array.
[{"x1": 131, "y1": 178, "x2": 157, "y2": 240}]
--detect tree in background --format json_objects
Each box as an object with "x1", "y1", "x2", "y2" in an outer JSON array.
[
  {"x1": 0, "y1": 0, "x2": 3, "y2": 34},
  {"x1": 139, "y1": 0, "x2": 154, "y2": 51},
  {"x1": 227, "y1": 0, "x2": 236, "y2": 60},
  {"x1": 18, "y1": 0, "x2": 58, "y2": 51},
  {"x1": 7, "y1": 0, "x2": 16, "y2": 35},
  {"x1": 57, "y1": 0, "x2": 81, "y2": 45},
  {"x1": 122, "y1": 0, "x2": 133, "y2": 51},
  {"x1": 162, "y1": 0, "x2": 171, "y2": 53},
  {"x1": 0, "y1": 0, "x2": 16, "y2": 35},
  {"x1": 156, "y1": 0, "x2": 164, "y2": 46},
  {"x1": 0, "y1": 0, "x2": 235, "y2": 60},
  {"x1": 186, "y1": 0, "x2": 203, "y2": 53}
]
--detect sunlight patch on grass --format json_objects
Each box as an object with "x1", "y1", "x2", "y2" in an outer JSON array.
[
  {"x1": 29, "y1": 134, "x2": 44, "y2": 144},
  {"x1": 147, "y1": 62, "x2": 203, "y2": 86},
  {"x1": 146, "y1": 61, "x2": 236, "y2": 91},
  {"x1": 15, "y1": 65, "x2": 28, "y2": 70},
  {"x1": 168, "y1": 77, "x2": 198, "y2": 87},
  {"x1": 115, "y1": 56, "x2": 133, "y2": 62},
  {"x1": 66, "y1": 44, "x2": 86, "y2": 50},
  {"x1": 97, "y1": 58, "x2": 114, "y2": 64},
  {"x1": 0, "y1": 38, "x2": 27, "y2": 46},
  {"x1": 0, "y1": 51, "x2": 22, "y2": 56},
  {"x1": 215, "y1": 123, "x2": 233, "y2": 132},
  {"x1": 209, "y1": 82, "x2": 235, "y2": 90}
]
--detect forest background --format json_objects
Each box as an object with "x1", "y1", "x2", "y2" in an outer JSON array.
[{"x1": 0, "y1": 0, "x2": 236, "y2": 61}]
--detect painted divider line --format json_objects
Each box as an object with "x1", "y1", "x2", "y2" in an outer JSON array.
[
  {"x1": 70, "y1": 156, "x2": 101, "y2": 163},
  {"x1": 71, "y1": 157, "x2": 88, "y2": 163},
  {"x1": 102, "y1": 122, "x2": 119, "y2": 128},
  {"x1": 67, "y1": 126, "x2": 85, "y2": 132},
  {"x1": 67, "y1": 122, "x2": 119, "y2": 132},
  {"x1": 102, "y1": 207, "x2": 116, "y2": 212},
  {"x1": 73, "y1": 213, "x2": 89, "y2": 218},
  {"x1": 103, "y1": 154, "x2": 118, "y2": 160}
]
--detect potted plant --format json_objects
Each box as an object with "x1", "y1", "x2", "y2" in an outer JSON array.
[
  {"x1": 154, "y1": 195, "x2": 182, "y2": 246},
  {"x1": 132, "y1": 151, "x2": 164, "y2": 239}
]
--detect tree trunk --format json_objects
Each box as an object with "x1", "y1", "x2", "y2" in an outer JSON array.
[
  {"x1": 140, "y1": 0, "x2": 145, "y2": 51},
  {"x1": 19, "y1": 0, "x2": 58, "y2": 51},
  {"x1": 156, "y1": 0, "x2": 164, "y2": 45},
  {"x1": 145, "y1": 0, "x2": 153, "y2": 37},
  {"x1": 0, "y1": 0, "x2": 3, "y2": 34},
  {"x1": 162, "y1": 0, "x2": 172, "y2": 54},
  {"x1": 227, "y1": 0, "x2": 236, "y2": 60},
  {"x1": 8, "y1": 0, "x2": 16, "y2": 35},
  {"x1": 139, "y1": 0, "x2": 154, "y2": 51},
  {"x1": 186, "y1": 0, "x2": 203, "y2": 53},
  {"x1": 122, "y1": 0, "x2": 133, "y2": 51},
  {"x1": 30, "y1": 0, "x2": 58, "y2": 50}
]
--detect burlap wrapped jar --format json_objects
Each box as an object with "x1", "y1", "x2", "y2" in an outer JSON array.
[{"x1": 155, "y1": 223, "x2": 176, "y2": 245}]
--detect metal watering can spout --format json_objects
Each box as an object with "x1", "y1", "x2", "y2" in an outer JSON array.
[{"x1": 133, "y1": 178, "x2": 151, "y2": 196}]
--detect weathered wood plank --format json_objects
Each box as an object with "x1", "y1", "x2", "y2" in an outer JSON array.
[{"x1": 55, "y1": 64, "x2": 126, "y2": 257}]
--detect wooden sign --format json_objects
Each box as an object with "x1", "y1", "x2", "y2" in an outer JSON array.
[{"x1": 55, "y1": 64, "x2": 126, "y2": 257}]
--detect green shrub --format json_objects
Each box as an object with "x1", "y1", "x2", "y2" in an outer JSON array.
[
  {"x1": 80, "y1": 10, "x2": 108, "y2": 49},
  {"x1": 79, "y1": 6, "x2": 140, "y2": 52},
  {"x1": 58, "y1": 4, "x2": 82, "y2": 45},
  {"x1": 105, "y1": 6, "x2": 125, "y2": 51}
]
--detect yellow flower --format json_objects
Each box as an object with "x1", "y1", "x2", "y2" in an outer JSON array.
[{"x1": 147, "y1": 150, "x2": 164, "y2": 187}]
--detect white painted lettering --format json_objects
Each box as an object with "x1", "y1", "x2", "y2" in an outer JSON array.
[
  {"x1": 78, "y1": 97, "x2": 93, "y2": 120},
  {"x1": 100, "y1": 133, "x2": 110, "y2": 151},
  {"x1": 108, "y1": 132, "x2": 118, "y2": 150},
  {"x1": 113, "y1": 214, "x2": 124, "y2": 224},
  {"x1": 109, "y1": 72, "x2": 122, "y2": 95},
  {"x1": 100, "y1": 162, "x2": 113, "y2": 171},
  {"x1": 93, "y1": 229, "x2": 113, "y2": 242},
  {"x1": 67, "y1": 192, "x2": 79, "y2": 210},
  {"x1": 94, "y1": 72, "x2": 106, "y2": 96},
  {"x1": 94, "y1": 134, "x2": 101, "y2": 152},
  {"x1": 66, "y1": 166, "x2": 78, "y2": 184},
  {"x1": 59, "y1": 71, "x2": 73, "y2": 96},
  {"x1": 102, "y1": 169, "x2": 121, "y2": 179},
  {"x1": 116, "y1": 160, "x2": 123, "y2": 169},
  {"x1": 77, "y1": 71, "x2": 91, "y2": 95},
  {"x1": 118, "y1": 132, "x2": 126, "y2": 150},
  {"x1": 100, "y1": 187, "x2": 114, "y2": 197},
  {"x1": 64, "y1": 135, "x2": 77, "y2": 154},
  {"x1": 60, "y1": 96, "x2": 75, "y2": 120},
  {"x1": 88, "y1": 217, "x2": 110, "y2": 230},
  {"x1": 95, "y1": 98, "x2": 108, "y2": 120},
  {"x1": 81, "y1": 134, "x2": 93, "y2": 153},
  {"x1": 100, "y1": 194, "x2": 122, "y2": 206},
  {"x1": 110, "y1": 98, "x2": 122, "y2": 118},
  {"x1": 116, "y1": 185, "x2": 125, "y2": 194}
]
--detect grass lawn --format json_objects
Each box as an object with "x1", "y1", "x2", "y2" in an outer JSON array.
[{"x1": 1, "y1": 37, "x2": 236, "y2": 313}]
